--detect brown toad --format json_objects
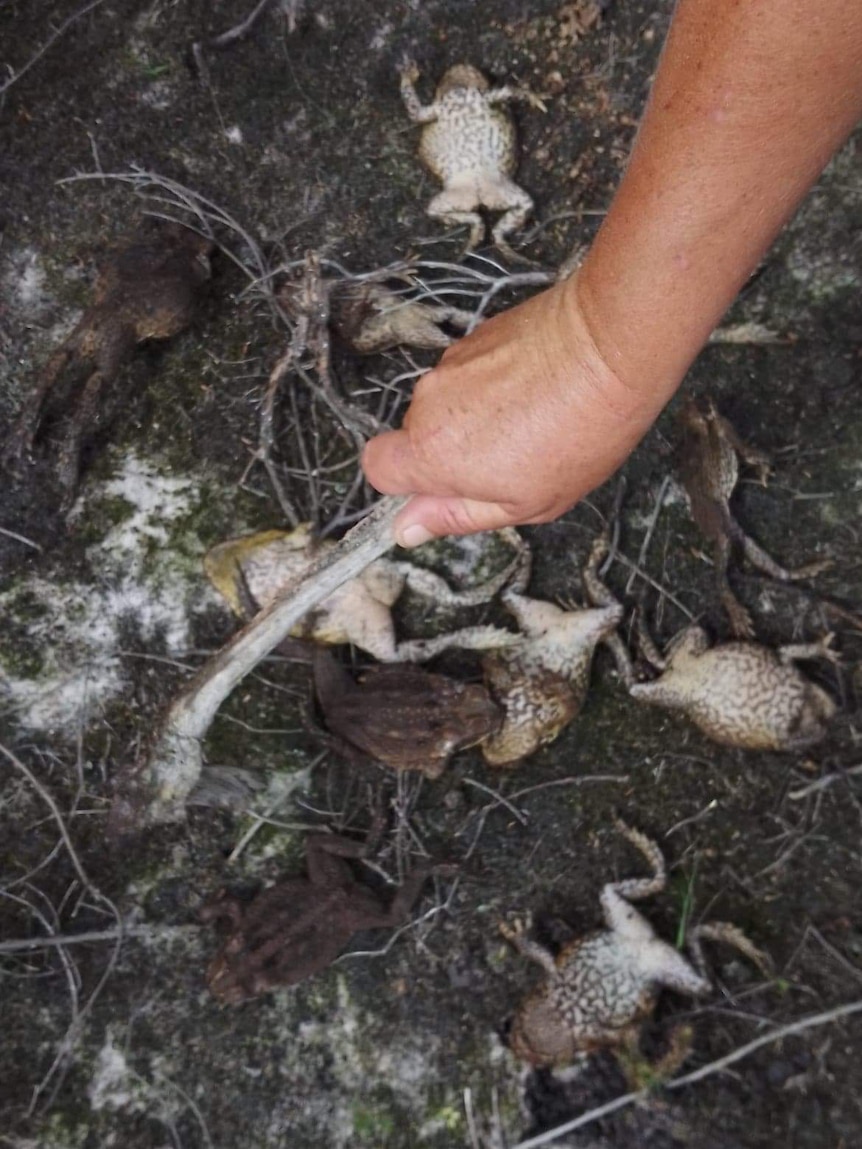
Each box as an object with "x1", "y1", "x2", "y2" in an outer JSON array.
[
  {"x1": 629, "y1": 623, "x2": 838, "y2": 752},
  {"x1": 678, "y1": 396, "x2": 829, "y2": 638},
  {"x1": 500, "y1": 818, "x2": 770, "y2": 1069},
  {"x1": 398, "y1": 60, "x2": 539, "y2": 263},
  {"x1": 3, "y1": 223, "x2": 212, "y2": 500},
  {"x1": 204, "y1": 523, "x2": 523, "y2": 662},
  {"x1": 201, "y1": 831, "x2": 433, "y2": 1004},
  {"x1": 481, "y1": 533, "x2": 623, "y2": 767},
  {"x1": 312, "y1": 648, "x2": 500, "y2": 779}
]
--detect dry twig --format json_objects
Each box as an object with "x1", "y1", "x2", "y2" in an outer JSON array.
[
  {"x1": 0, "y1": 0, "x2": 108, "y2": 97},
  {"x1": 0, "y1": 742, "x2": 124, "y2": 1114}
]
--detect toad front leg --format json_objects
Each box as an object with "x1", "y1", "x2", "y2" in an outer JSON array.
[{"x1": 398, "y1": 58, "x2": 440, "y2": 124}]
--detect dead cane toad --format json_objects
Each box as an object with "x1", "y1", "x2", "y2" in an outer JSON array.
[
  {"x1": 481, "y1": 533, "x2": 622, "y2": 766},
  {"x1": 201, "y1": 832, "x2": 433, "y2": 1003},
  {"x1": 398, "y1": 60, "x2": 540, "y2": 262},
  {"x1": 312, "y1": 648, "x2": 500, "y2": 779},
  {"x1": 678, "y1": 396, "x2": 829, "y2": 637},
  {"x1": 584, "y1": 529, "x2": 838, "y2": 751},
  {"x1": 204, "y1": 523, "x2": 523, "y2": 662},
  {"x1": 629, "y1": 622, "x2": 838, "y2": 752},
  {"x1": 2, "y1": 223, "x2": 212, "y2": 500},
  {"x1": 500, "y1": 818, "x2": 770, "y2": 1070}
]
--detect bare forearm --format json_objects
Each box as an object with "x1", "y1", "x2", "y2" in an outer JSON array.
[
  {"x1": 577, "y1": 0, "x2": 862, "y2": 393},
  {"x1": 364, "y1": 0, "x2": 862, "y2": 541}
]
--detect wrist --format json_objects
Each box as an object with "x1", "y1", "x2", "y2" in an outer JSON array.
[{"x1": 559, "y1": 268, "x2": 686, "y2": 417}]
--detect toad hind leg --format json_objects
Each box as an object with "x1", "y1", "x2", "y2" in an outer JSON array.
[
  {"x1": 395, "y1": 624, "x2": 518, "y2": 662},
  {"x1": 376, "y1": 863, "x2": 434, "y2": 926},
  {"x1": 487, "y1": 178, "x2": 534, "y2": 264},
  {"x1": 2, "y1": 342, "x2": 76, "y2": 466},
  {"x1": 687, "y1": 921, "x2": 772, "y2": 980},
  {"x1": 56, "y1": 367, "x2": 109, "y2": 501},
  {"x1": 426, "y1": 189, "x2": 485, "y2": 251},
  {"x1": 740, "y1": 531, "x2": 831, "y2": 582},
  {"x1": 420, "y1": 303, "x2": 478, "y2": 332},
  {"x1": 606, "y1": 818, "x2": 667, "y2": 903},
  {"x1": 778, "y1": 633, "x2": 838, "y2": 666},
  {"x1": 715, "y1": 534, "x2": 755, "y2": 638},
  {"x1": 394, "y1": 536, "x2": 526, "y2": 608},
  {"x1": 582, "y1": 529, "x2": 636, "y2": 687}
]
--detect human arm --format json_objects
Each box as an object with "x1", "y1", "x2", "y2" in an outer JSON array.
[{"x1": 362, "y1": 0, "x2": 862, "y2": 546}]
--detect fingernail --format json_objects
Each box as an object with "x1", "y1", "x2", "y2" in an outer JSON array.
[{"x1": 398, "y1": 524, "x2": 434, "y2": 549}]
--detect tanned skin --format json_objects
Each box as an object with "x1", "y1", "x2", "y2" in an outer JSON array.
[{"x1": 363, "y1": 0, "x2": 862, "y2": 546}]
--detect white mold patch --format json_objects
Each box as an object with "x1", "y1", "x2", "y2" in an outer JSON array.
[{"x1": 0, "y1": 452, "x2": 223, "y2": 734}]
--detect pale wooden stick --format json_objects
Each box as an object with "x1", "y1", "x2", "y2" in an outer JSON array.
[{"x1": 142, "y1": 496, "x2": 406, "y2": 823}]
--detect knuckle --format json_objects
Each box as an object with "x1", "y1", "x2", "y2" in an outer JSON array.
[
  {"x1": 436, "y1": 499, "x2": 512, "y2": 537},
  {"x1": 437, "y1": 502, "x2": 487, "y2": 537}
]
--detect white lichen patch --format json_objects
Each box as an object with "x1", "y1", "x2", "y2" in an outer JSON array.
[
  {"x1": 253, "y1": 975, "x2": 524, "y2": 1146},
  {"x1": 3, "y1": 246, "x2": 51, "y2": 311},
  {"x1": 262, "y1": 976, "x2": 452, "y2": 1146},
  {"x1": 0, "y1": 452, "x2": 222, "y2": 733},
  {"x1": 89, "y1": 1034, "x2": 139, "y2": 1112},
  {"x1": 89, "y1": 1029, "x2": 202, "y2": 1135},
  {"x1": 138, "y1": 79, "x2": 175, "y2": 110}
]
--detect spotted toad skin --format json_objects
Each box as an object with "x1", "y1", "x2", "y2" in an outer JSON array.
[
  {"x1": 630, "y1": 625, "x2": 837, "y2": 751},
  {"x1": 398, "y1": 61, "x2": 535, "y2": 261},
  {"x1": 481, "y1": 594, "x2": 622, "y2": 766},
  {"x1": 502, "y1": 820, "x2": 769, "y2": 1067},
  {"x1": 481, "y1": 533, "x2": 622, "y2": 766}
]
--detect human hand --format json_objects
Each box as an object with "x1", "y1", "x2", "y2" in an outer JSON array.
[{"x1": 362, "y1": 274, "x2": 675, "y2": 546}]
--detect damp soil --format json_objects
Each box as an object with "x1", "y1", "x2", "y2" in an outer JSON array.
[{"x1": 1, "y1": 2, "x2": 861, "y2": 1147}]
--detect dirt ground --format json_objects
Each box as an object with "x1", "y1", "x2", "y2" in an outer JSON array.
[{"x1": 1, "y1": 2, "x2": 861, "y2": 1147}]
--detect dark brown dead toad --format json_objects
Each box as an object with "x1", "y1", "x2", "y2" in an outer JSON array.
[
  {"x1": 201, "y1": 831, "x2": 433, "y2": 1004},
  {"x1": 677, "y1": 396, "x2": 829, "y2": 637},
  {"x1": 312, "y1": 648, "x2": 500, "y2": 778},
  {"x1": 3, "y1": 223, "x2": 212, "y2": 499}
]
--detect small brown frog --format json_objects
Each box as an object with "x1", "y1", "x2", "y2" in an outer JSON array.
[
  {"x1": 329, "y1": 280, "x2": 477, "y2": 353},
  {"x1": 398, "y1": 60, "x2": 540, "y2": 262},
  {"x1": 629, "y1": 623, "x2": 838, "y2": 752},
  {"x1": 677, "y1": 396, "x2": 829, "y2": 637},
  {"x1": 204, "y1": 523, "x2": 523, "y2": 662},
  {"x1": 312, "y1": 648, "x2": 501, "y2": 778},
  {"x1": 500, "y1": 818, "x2": 770, "y2": 1071},
  {"x1": 201, "y1": 832, "x2": 434, "y2": 1003},
  {"x1": 3, "y1": 223, "x2": 212, "y2": 499},
  {"x1": 481, "y1": 534, "x2": 623, "y2": 767}
]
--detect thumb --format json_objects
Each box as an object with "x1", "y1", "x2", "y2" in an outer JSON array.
[
  {"x1": 393, "y1": 495, "x2": 515, "y2": 547},
  {"x1": 362, "y1": 429, "x2": 436, "y2": 497}
]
